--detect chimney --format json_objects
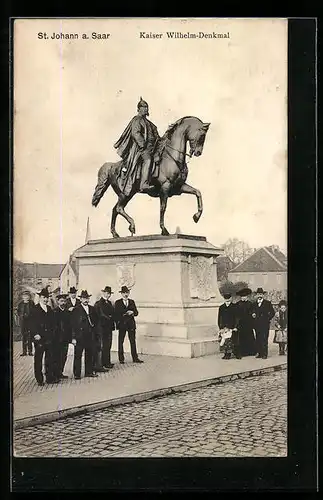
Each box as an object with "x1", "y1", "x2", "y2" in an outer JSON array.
[{"x1": 85, "y1": 217, "x2": 91, "y2": 244}]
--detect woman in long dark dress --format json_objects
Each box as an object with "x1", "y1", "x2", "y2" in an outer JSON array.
[{"x1": 236, "y1": 288, "x2": 257, "y2": 356}]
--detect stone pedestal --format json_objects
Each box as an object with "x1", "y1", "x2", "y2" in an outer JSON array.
[{"x1": 74, "y1": 234, "x2": 223, "y2": 358}]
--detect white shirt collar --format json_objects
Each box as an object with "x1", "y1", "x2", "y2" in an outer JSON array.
[
  {"x1": 71, "y1": 297, "x2": 76, "y2": 304},
  {"x1": 82, "y1": 304, "x2": 89, "y2": 313},
  {"x1": 40, "y1": 302, "x2": 47, "y2": 312}
]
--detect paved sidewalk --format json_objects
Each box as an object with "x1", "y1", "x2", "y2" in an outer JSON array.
[{"x1": 13, "y1": 332, "x2": 287, "y2": 428}]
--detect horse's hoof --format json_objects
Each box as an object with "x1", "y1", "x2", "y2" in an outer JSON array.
[
  {"x1": 111, "y1": 232, "x2": 120, "y2": 238},
  {"x1": 193, "y1": 213, "x2": 201, "y2": 223},
  {"x1": 161, "y1": 228, "x2": 170, "y2": 236},
  {"x1": 129, "y1": 225, "x2": 136, "y2": 235}
]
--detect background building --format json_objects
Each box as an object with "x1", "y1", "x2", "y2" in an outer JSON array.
[
  {"x1": 59, "y1": 254, "x2": 79, "y2": 292},
  {"x1": 20, "y1": 262, "x2": 64, "y2": 291},
  {"x1": 228, "y1": 245, "x2": 287, "y2": 291}
]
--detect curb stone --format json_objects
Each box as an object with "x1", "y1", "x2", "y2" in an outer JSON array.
[{"x1": 14, "y1": 362, "x2": 287, "y2": 430}]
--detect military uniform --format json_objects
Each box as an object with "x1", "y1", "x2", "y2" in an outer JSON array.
[{"x1": 114, "y1": 98, "x2": 160, "y2": 194}]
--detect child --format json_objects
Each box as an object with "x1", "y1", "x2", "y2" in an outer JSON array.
[{"x1": 273, "y1": 300, "x2": 288, "y2": 355}]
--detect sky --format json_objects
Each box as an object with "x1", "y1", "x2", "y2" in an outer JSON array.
[{"x1": 14, "y1": 18, "x2": 287, "y2": 264}]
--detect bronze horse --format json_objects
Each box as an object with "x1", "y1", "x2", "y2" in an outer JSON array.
[{"x1": 92, "y1": 116, "x2": 210, "y2": 238}]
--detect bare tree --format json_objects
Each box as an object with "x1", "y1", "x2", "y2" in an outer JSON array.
[{"x1": 221, "y1": 238, "x2": 255, "y2": 265}]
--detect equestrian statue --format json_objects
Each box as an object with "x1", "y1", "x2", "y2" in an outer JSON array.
[{"x1": 92, "y1": 97, "x2": 210, "y2": 238}]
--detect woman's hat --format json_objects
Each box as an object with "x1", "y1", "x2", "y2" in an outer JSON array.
[
  {"x1": 68, "y1": 286, "x2": 78, "y2": 294},
  {"x1": 79, "y1": 290, "x2": 91, "y2": 298},
  {"x1": 102, "y1": 286, "x2": 113, "y2": 294},
  {"x1": 255, "y1": 287, "x2": 266, "y2": 294},
  {"x1": 119, "y1": 285, "x2": 130, "y2": 294},
  {"x1": 222, "y1": 293, "x2": 232, "y2": 300},
  {"x1": 279, "y1": 300, "x2": 287, "y2": 307},
  {"x1": 236, "y1": 287, "x2": 252, "y2": 297},
  {"x1": 37, "y1": 288, "x2": 50, "y2": 298}
]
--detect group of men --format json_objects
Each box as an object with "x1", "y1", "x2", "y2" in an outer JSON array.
[
  {"x1": 218, "y1": 287, "x2": 275, "y2": 360},
  {"x1": 17, "y1": 285, "x2": 143, "y2": 386}
]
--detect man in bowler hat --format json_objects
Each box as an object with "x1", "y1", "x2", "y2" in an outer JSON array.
[
  {"x1": 53, "y1": 294, "x2": 72, "y2": 379},
  {"x1": 17, "y1": 290, "x2": 35, "y2": 356},
  {"x1": 71, "y1": 290, "x2": 99, "y2": 379},
  {"x1": 251, "y1": 287, "x2": 275, "y2": 359},
  {"x1": 30, "y1": 287, "x2": 57, "y2": 385},
  {"x1": 94, "y1": 286, "x2": 115, "y2": 370},
  {"x1": 66, "y1": 286, "x2": 81, "y2": 312},
  {"x1": 114, "y1": 286, "x2": 143, "y2": 364}
]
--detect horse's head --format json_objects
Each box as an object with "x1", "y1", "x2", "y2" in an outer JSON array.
[{"x1": 186, "y1": 118, "x2": 211, "y2": 157}]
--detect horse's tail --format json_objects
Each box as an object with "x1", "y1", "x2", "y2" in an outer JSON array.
[{"x1": 91, "y1": 163, "x2": 111, "y2": 207}]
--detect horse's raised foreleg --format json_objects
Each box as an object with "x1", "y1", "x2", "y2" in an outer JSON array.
[
  {"x1": 179, "y1": 182, "x2": 203, "y2": 223},
  {"x1": 114, "y1": 196, "x2": 136, "y2": 237},
  {"x1": 159, "y1": 184, "x2": 170, "y2": 236}
]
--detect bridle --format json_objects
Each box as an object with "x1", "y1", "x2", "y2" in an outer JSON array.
[{"x1": 166, "y1": 143, "x2": 193, "y2": 159}]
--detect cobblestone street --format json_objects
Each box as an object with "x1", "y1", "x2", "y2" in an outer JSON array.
[{"x1": 14, "y1": 370, "x2": 287, "y2": 458}]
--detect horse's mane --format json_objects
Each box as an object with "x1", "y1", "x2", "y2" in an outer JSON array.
[{"x1": 161, "y1": 116, "x2": 201, "y2": 140}]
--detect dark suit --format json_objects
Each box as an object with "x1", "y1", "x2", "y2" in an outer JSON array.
[
  {"x1": 53, "y1": 307, "x2": 72, "y2": 378},
  {"x1": 71, "y1": 304, "x2": 98, "y2": 377},
  {"x1": 236, "y1": 300, "x2": 257, "y2": 356},
  {"x1": 66, "y1": 297, "x2": 81, "y2": 312},
  {"x1": 252, "y1": 299, "x2": 275, "y2": 357},
  {"x1": 218, "y1": 302, "x2": 241, "y2": 358},
  {"x1": 17, "y1": 300, "x2": 35, "y2": 355},
  {"x1": 95, "y1": 297, "x2": 115, "y2": 368},
  {"x1": 114, "y1": 298, "x2": 139, "y2": 362},
  {"x1": 30, "y1": 304, "x2": 56, "y2": 384}
]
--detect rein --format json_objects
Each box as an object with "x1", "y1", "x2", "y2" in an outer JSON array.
[{"x1": 166, "y1": 143, "x2": 192, "y2": 159}]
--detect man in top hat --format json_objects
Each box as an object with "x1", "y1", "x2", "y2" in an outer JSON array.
[
  {"x1": 29, "y1": 287, "x2": 57, "y2": 385},
  {"x1": 17, "y1": 290, "x2": 35, "y2": 356},
  {"x1": 114, "y1": 286, "x2": 143, "y2": 364},
  {"x1": 94, "y1": 286, "x2": 115, "y2": 370},
  {"x1": 251, "y1": 287, "x2": 275, "y2": 359},
  {"x1": 53, "y1": 293, "x2": 72, "y2": 380},
  {"x1": 66, "y1": 286, "x2": 81, "y2": 312},
  {"x1": 114, "y1": 97, "x2": 161, "y2": 194},
  {"x1": 71, "y1": 290, "x2": 99, "y2": 379},
  {"x1": 218, "y1": 293, "x2": 240, "y2": 359},
  {"x1": 235, "y1": 287, "x2": 257, "y2": 357}
]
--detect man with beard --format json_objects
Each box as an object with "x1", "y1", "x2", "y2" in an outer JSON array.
[
  {"x1": 251, "y1": 287, "x2": 275, "y2": 359},
  {"x1": 114, "y1": 97, "x2": 161, "y2": 194},
  {"x1": 235, "y1": 287, "x2": 257, "y2": 356},
  {"x1": 53, "y1": 294, "x2": 72, "y2": 380}
]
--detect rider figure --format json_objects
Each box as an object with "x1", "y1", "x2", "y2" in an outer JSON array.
[{"x1": 114, "y1": 97, "x2": 161, "y2": 193}]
